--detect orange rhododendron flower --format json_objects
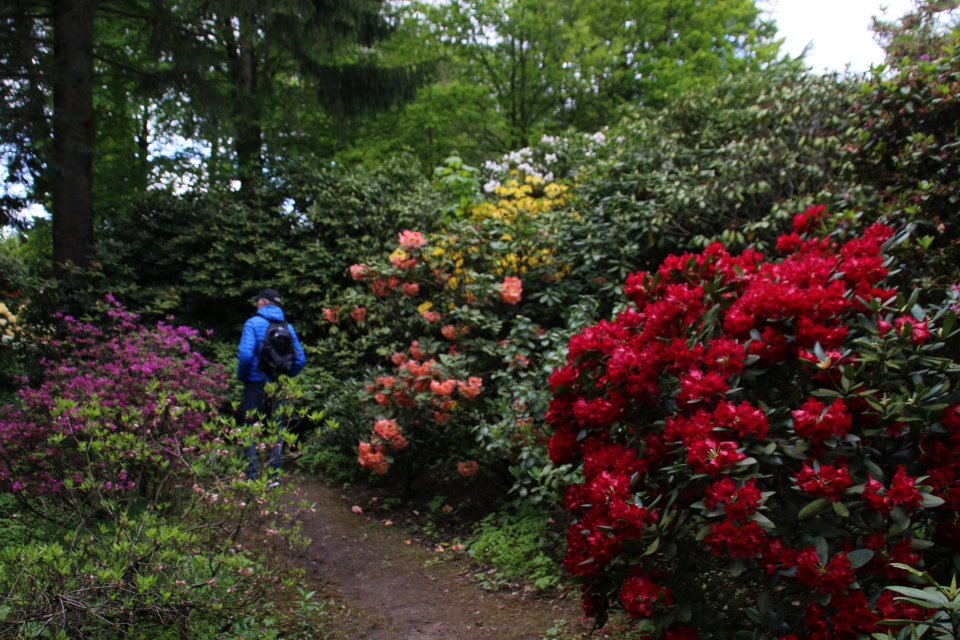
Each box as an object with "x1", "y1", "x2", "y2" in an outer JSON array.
[
  {"x1": 499, "y1": 276, "x2": 522, "y2": 304},
  {"x1": 430, "y1": 379, "x2": 456, "y2": 396},
  {"x1": 350, "y1": 305, "x2": 367, "y2": 322},
  {"x1": 441, "y1": 324, "x2": 457, "y2": 340},
  {"x1": 458, "y1": 461, "x2": 479, "y2": 477},
  {"x1": 374, "y1": 418, "x2": 408, "y2": 450},
  {"x1": 398, "y1": 229, "x2": 427, "y2": 250},
  {"x1": 358, "y1": 441, "x2": 388, "y2": 474},
  {"x1": 390, "y1": 248, "x2": 417, "y2": 270},
  {"x1": 349, "y1": 263, "x2": 370, "y2": 280},
  {"x1": 410, "y1": 341, "x2": 426, "y2": 361},
  {"x1": 457, "y1": 377, "x2": 483, "y2": 401}
]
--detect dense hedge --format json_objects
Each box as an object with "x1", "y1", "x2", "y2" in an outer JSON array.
[{"x1": 87, "y1": 156, "x2": 441, "y2": 358}]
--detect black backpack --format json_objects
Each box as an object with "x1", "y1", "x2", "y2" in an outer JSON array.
[{"x1": 256, "y1": 313, "x2": 295, "y2": 379}]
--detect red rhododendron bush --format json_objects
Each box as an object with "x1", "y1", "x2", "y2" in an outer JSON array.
[{"x1": 547, "y1": 206, "x2": 960, "y2": 635}]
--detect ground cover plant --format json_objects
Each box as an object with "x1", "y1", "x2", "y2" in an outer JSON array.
[
  {"x1": 0, "y1": 296, "x2": 308, "y2": 638},
  {"x1": 547, "y1": 205, "x2": 960, "y2": 636}
]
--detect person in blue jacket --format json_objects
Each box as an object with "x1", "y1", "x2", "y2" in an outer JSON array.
[{"x1": 237, "y1": 288, "x2": 306, "y2": 484}]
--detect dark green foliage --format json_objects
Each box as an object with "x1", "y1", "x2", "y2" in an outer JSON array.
[
  {"x1": 872, "y1": 0, "x2": 960, "y2": 64},
  {"x1": 0, "y1": 7, "x2": 49, "y2": 227},
  {"x1": 849, "y1": 41, "x2": 960, "y2": 285},
  {"x1": 88, "y1": 157, "x2": 442, "y2": 358},
  {"x1": 296, "y1": 376, "x2": 372, "y2": 484},
  {"x1": 572, "y1": 66, "x2": 863, "y2": 268}
]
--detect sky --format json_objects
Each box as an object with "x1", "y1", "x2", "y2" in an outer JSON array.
[{"x1": 760, "y1": 0, "x2": 916, "y2": 73}]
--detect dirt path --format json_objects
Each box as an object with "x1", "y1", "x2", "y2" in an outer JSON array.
[{"x1": 283, "y1": 480, "x2": 588, "y2": 640}]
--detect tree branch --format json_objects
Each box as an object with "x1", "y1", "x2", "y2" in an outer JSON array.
[{"x1": 92, "y1": 54, "x2": 155, "y2": 78}]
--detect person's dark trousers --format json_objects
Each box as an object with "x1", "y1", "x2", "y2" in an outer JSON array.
[{"x1": 241, "y1": 381, "x2": 284, "y2": 479}]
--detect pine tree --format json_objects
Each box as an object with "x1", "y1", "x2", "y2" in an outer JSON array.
[{"x1": 1, "y1": 0, "x2": 431, "y2": 276}]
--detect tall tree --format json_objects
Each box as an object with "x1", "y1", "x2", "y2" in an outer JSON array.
[
  {"x1": 161, "y1": 0, "x2": 435, "y2": 194},
  {"x1": 50, "y1": 0, "x2": 98, "y2": 273},
  {"x1": 1, "y1": 0, "x2": 432, "y2": 275},
  {"x1": 0, "y1": 3, "x2": 51, "y2": 228},
  {"x1": 422, "y1": 0, "x2": 781, "y2": 149}
]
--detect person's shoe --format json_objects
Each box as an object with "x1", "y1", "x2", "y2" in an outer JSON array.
[{"x1": 266, "y1": 480, "x2": 280, "y2": 488}]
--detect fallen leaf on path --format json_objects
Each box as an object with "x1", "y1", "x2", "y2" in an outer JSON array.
[
  {"x1": 384, "y1": 519, "x2": 393, "y2": 526},
  {"x1": 351, "y1": 506, "x2": 362, "y2": 514}
]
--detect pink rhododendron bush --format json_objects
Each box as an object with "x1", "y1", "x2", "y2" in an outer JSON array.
[
  {"x1": 0, "y1": 295, "x2": 227, "y2": 501},
  {"x1": 547, "y1": 207, "x2": 960, "y2": 635},
  {"x1": 0, "y1": 296, "x2": 308, "y2": 635}
]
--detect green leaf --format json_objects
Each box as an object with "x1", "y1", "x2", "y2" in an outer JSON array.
[
  {"x1": 846, "y1": 549, "x2": 875, "y2": 569},
  {"x1": 891, "y1": 506, "x2": 910, "y2": 530},
  {"x1": 892, "y1": 597, "x2": 945, "y2": 610},
  {"x1": 644, "y1": 537, "x2": 660, "y2": 556},
  {"x1": 798, "y1": 499, "x2": 829, "y2": 520},
  {"x1": 887, "y1": 586, "x2": 948, "y2": 605},
  {"x1": 941, "y1": 310, "x2": 956, "y2": 337},
  {"x1": 730, "y1": 556, "x2": 745, "y2": 577},
  {"x1": 921, "y1": 494, "x2": 945, "y2": 508},
  {"x1": 750, "y1": 512, "x2": 776, "y2": 529},
  {"x1": 833, "y1": 501, "x2": 850, "y2": 517}
]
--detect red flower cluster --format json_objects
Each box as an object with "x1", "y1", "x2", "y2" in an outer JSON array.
[{"x1": 795, "y1": 461, "x2": 852, "y2": 501}]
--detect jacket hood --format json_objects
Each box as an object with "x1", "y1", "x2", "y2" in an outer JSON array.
[{"x1": 257, "y1": 305, "x2": 285, "y2": 321}]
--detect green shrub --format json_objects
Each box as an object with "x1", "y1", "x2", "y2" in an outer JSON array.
[
  {"x1": 468, "y1": 510, "x2": 563, "y2": 591},
  {"x1": 476, "y1": 67, "x2": 867, "y2": 320},
  {"x1": 294, "y1": 377, "x2": 377, "y2": 484},
  {"x1": 83, "y1": 156, "x2": 442, "y2": 371},
  {"x1": 850, "y1": 37, "x2": 960, "y2": 287}
]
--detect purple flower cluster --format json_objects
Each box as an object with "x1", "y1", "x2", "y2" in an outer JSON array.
[{"x1": 0, "y1": 295, "x2": 227, "y2": 495}]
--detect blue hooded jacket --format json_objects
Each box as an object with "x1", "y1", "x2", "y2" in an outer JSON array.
[{"x1": 237, "y1": 305, "x2": 306, "y2": 382}]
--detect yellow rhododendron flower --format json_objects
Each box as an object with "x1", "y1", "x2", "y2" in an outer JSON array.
[
  {"x1": 0, "y1": 303, "x2": 16, "y2": 338},
  {"x1": 544, "y1": 183, "x2": 568, "y2": 199},
  {"x1": 417, "y1": 301, "x2": 433, "y2": 314}
]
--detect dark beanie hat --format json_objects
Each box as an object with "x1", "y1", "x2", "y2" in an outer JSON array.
[{"x1": 251, "y1": 288, "x2": 281, "y2": 304}]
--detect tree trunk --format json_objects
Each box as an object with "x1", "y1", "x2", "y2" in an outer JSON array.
[
  {"x1": 51, "y1": 0, "x2": 98, "y2": 277},
  {"x1": 235, "y1": 12, "x2": 262, "y2": 197}
]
